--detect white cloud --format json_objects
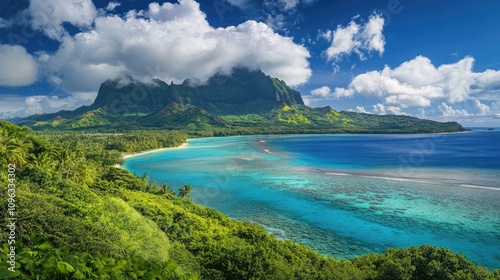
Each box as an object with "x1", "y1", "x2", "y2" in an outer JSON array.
[
  {"x1": 372, "y1": 103, "x2": 406, "y2": 115},
  {"x1": 472, "y1": 69, "x2": 500, "y2": 89},
  {"x1": 265, "y1": 13, "x2": 287, "y2": 30},
  {"x1": 43, "y1": 0, "x2": 311, "y2": 93},
  {"x1": 355, "y1": 106, "x2": 368, "y2": 113},
  {"x1": 29, "y1": 0, "x2": 97, "y2": 40},
  {"x1": 417, "y1": 108, "x2": 426, "y2": 118},
  {"x1": 0, "y1": 45, "x2": 38, "y2": 86},
  {"x1": 106, "y1": 2, "x2": 121, "y2": 11},
  {"x1": 437, "y1": 100, "x2": 490, "y2": 118},
  {"x1": 324, "y1": 13, "x2": 385, "y2": 62},
  {"x1": 332, "y1": 56, "x2": 500, "y2": 108},
  {"x1": 438, "y1": 103, "x2": 472, "y2": 117},
  {"x1": 471, "y1": 100, "x2": 490, "y2": 116},
  {"x1": 372, "y1": 103, "x2": 385, "y2": 114},
  {"x1": 279, "y1": 0, "x2": 300, "y2": 11},
  {"x1": 0, "y1": 92, "x2": 97, "y2": 119},
  {"x1": 310, "y1": 86, "x2": 333, "y2": 97},
  {"x1": 324, "y1": 21, "x2": 359, "y2": 60}
]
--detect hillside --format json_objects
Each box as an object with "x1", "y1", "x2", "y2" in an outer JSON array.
[
  {"x1": 18, "y1": 68, "x2": 464, "y2": 133},
  {"x1": 0, "y1": 120, "x2": 497, "y2": 279}
]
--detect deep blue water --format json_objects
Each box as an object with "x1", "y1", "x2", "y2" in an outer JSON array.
[
  {"x1": 270, "y1": 131, "x2": 500, "y2": 170},
  {"x1": 124, "y1": 130, "x2": 500, "y2": 269}
]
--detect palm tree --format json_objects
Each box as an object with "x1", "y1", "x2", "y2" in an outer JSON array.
[
  {"x1": 178, "y1": 184, "x2": 193, "y2": 199},
  {"x1": 159, "y1": 183, "x2": 176, "y2": 198},
  {"x1": 0, "y1": 129, "x2": 32, "y2": 167},
  {"x1": 52, "y1": 148, "x2": 81, "y2": 181},
  {"x1": 66, "y1": 150, "x2": 82, "y2": 181},
  {"x1": 29, "y1": 151, "x2": 56, "y2": 172},
  {"x1": 52, "y1": 148, "x2": 71, "y2": 180}
]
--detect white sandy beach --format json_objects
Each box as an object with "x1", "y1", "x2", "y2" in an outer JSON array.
[
  {"x1": 113, "y1": 142, "x2": 188, "y2": 168},
  {"x1": 123, "y1": 143, "x2": 189, "y2": 159}
]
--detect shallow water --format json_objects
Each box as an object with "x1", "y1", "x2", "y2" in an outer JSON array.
[{"x1": 124, "y1": 131, "x2": 500, "y2": 269}]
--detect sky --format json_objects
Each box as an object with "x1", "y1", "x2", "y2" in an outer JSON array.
[{"x1": 0, "y1": 0, "x2": 500, "y2": 126}]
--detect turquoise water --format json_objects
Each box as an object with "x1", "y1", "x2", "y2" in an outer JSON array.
[{"x1": 124, "y1": 132, "x2": 500, "y2": 269}]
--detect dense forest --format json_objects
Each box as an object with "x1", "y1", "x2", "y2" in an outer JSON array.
[{"x1": 0, "y1": 120, "x2": 498, "y2": 279}]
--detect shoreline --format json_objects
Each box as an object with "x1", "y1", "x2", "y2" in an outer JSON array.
[
  {"x1": 123, "y1": 142, "x2": 189, "y2": 159},
  {"x1": 114, "y1": 142, "x2": 189, "y2": 168},
  {"x1": 113, "y1": 130, "x2": 470, "y2": 168},
  {"x1": 123, "y1": 143, "x2": 188, "y2": 159}
]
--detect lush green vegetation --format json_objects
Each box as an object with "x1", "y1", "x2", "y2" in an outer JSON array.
[
  {"x1": 17, "y1": 69, "x2": 465, "y2": 133},
  {"x1": 1, "y1": 120, "x2": 497, "y2": 279}
]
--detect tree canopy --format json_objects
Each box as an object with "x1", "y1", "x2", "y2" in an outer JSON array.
[{"x1": 0, "y1": 120, "x2": 497, "y2": 279}]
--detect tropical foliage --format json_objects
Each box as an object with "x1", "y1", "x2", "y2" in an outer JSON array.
[
  {"x1": 178, "y1": 184, "x2": 193, "y2": 199},
  {"x1": 0, "y1": 121, "x2": 497, "y2": 280}
]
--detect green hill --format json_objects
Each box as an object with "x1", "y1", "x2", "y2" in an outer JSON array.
[
  {"x1": 18, "y1": 68, "x2": 464, "y2": 133},
  {"x1": 1, "y1": 121, "x2": 497, "y2": 279}
]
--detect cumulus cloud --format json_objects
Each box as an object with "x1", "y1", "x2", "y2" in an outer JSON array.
[
  {"x1": 437, "y1": 100, "x2": 490, "y2": 119},
  {"x1": 106, "y1": 2, "x2": 121, "y2": 11},
  {"x1": 42, "y1": 0, "x2": 311, "y2": 92},
  {"x1": 355, "y1": 106, "x2": 368, "y2": 113},
  {"x1": 310, "y1": 86, "x2": 334, "y2": 98},
  {"x1": 417, "y1": 108, "x2": 426, "y2": 118},
  {"x1": 0, "y1": 92, "x2": 97, "y2": 119},
  {"x1": 0, "y1": 45, "x2": 38, "y2": 86},
  {"x1": 472, "y1": 69, "x2": 500, "y2": 89},
  {"x1": 438, "y1": 103, "x2": 472, "y2": 117},
  {"x1": 323, "y1": 13, "x2": 385, "y2": 62},
  {"x1": 372, "y1": 103, "x2": 406, "y2": 115},
  {"x1": 29, "y1": 0, "x2": 97, "y2": 40},
  {"x1": 331, "y1": 56, "x2": 500, "y2": 108},
  {"x1": 472, "y1": 100, "x2": 490, "y2": 115}
]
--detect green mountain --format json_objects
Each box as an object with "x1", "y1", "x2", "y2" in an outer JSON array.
[{"x1": 19, "y1": 68, "x2": 464, "y2": 133}]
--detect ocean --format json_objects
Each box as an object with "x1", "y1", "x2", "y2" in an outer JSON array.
[{"x1": 123, "y1": 130, "x2": 500, "y2": 269}]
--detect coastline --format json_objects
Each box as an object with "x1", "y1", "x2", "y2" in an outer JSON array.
[
  {"x1": 113, "y1": 142, "x2": 189, "y2": 168},
  {"x1": 113, "y1": 129, "x2": 470, "y2": 169},
  {"x1": 123, "y1": 142, "x2": 189, "y2": 159}
]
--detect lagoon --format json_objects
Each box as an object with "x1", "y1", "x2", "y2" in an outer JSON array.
[{"x1": 124, "y1": 131, "x2": 500, "y2": 269}]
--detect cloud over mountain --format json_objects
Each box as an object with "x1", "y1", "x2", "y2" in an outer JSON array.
[{"x1": 41, "y1": 0, "x2": 311, "y2": 93}]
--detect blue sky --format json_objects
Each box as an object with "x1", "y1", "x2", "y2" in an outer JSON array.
[{"x1": 1, "y1": 0, "x2": 499, "y2": 126}]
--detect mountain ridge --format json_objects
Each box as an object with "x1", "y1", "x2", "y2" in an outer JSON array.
[{"x1": 19, "y1": 68, "x2": 465, "y2": 133}]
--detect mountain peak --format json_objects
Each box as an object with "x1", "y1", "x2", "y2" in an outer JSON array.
[
  {"x1": 18, "y1": 67, "x2": 464, "y2": 133},
  {"x1": 92, "y1": 67, "x2": 303, "y2": 112}
]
